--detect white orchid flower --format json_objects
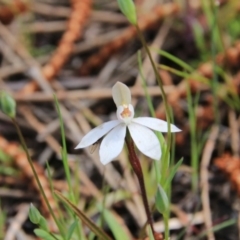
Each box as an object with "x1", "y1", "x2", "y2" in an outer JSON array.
[{"x1": 75, "y1": 82, "x2": 181, "y2": 165}]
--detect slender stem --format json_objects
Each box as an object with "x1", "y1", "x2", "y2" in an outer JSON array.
[
  {"x1": 11, "y1": 118, "x2": 64, "y2": 236},
  {"x1": 163, "y1": 215, "x2": 169, "y2": 240},
  {"x1": 135, "y1": 24, "x2": 172, "y2": 153},
  {"x1": 125, "y1": 134, "x2": 162, "y2": 240}
]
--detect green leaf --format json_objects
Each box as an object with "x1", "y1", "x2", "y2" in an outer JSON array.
[
  {"x1": 34, "y1": 229, "x2": 56, "y2": 240},
  {"x1": 29, "y1": 204, "x2": 41, "y2": 224},
  {"x1": 39, "y1": 216, "x2": 49, "y2": 232},
  {"x1": 55, "y1": 191, "x2": 112, "y2": 240},
  {"x1": 117, "y1": 0, "x2": 137, "y2": 25},
  {"x1": 103, "y1": 209, "x2": 130, "y2": 240},
  {"x1": 164, "y1": 158, "x2": 183, "y2": 189},
  {"x1": 66, "y1": 220, "x2": 78, "y2": 240},
  {"x1": 155, "y1": 184, "x2": 169, "y2": 215},
  {"x1": 0, "y1": 91, "x2": 16, "y2": 118},
  {"x1": 0, "y1": 150, "x2": 12, "y2": 163}
]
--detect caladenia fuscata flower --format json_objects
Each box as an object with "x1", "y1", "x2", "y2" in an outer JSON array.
[{"x1": 75, "y1": 82, "x2": 181, "y2": 164}]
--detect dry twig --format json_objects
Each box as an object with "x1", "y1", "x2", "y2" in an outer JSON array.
[
  {"x1": 200, "y1": 126, "x2": 219, "y2": 240},
  {"x1": 4, "y1": 204, "x2": 29, "y2": 240}
]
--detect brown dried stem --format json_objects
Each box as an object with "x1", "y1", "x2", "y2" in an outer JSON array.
[{"x1": 125, "y1": 134, "x2": 163, "y2": 240}]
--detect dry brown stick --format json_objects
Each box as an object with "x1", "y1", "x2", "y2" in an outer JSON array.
[
  {"x1": 0, "y1": 135, "x2": 58, "y2": 218},
  {"x1": 31, "y1": 2, "x2": 70, "y2": 17},
  {"x1": 0, "y1": 39, "x2": 22, "y2": 66},
  {"x1": 20, "y1": 0, "x2": 92, "y2": 94},
  {"x1": 26, "y1": 21, "x2": 68, "y2": 33},
  {"x1": 74, "y1": 28, "x2": 126, "y2": 54},
  {"x1": 32, "y1": 2, "x2": 126, "y2": 24},
  {"x1": 154, "y1": 211, "x2": 204, "y2": 232},
  {"x1": 4, "y1": 204, "x2": 29, "y2": 240},
  {"x1": 228, "y1": 110, "x2": 240, "y2": 157},
  {"x1": 200, "y1": 126, "x2": 219, "y2": 240},
  {"x1": 19, "y1": 105, "x2": 61, "y2": 154},
  {"x1": 13, "y1": 85, "x2": 176, "y2": 102},
  {"x1": 79, "y1": 2, "x2": 180, "y2": 75},
  {"x1": 0, "y1": 188, "x2": 33, "y2": 198},
  {"x1": 0, "y1": 0, "x2": 28, "y2": 25},
  {"x1": 0, "y1": 65, "x2": 28, "y2": 79}
]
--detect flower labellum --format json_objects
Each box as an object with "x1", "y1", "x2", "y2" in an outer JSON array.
[{"x1": 75, "y1": 82, "x2": 181, "y2": 165}]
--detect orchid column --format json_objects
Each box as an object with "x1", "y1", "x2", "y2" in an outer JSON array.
[{"x1": 76, "y1": 82, "x2": 180, "y2": 237}]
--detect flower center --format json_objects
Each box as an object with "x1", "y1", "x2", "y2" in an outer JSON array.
[
  {"x1": 116, "y1": 104, "x2": 134, "y2": 125},
  {"x1": 121, "y1": 105, "x2": 132, "y2": 118}
]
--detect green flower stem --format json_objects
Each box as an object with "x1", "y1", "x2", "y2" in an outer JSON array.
[
  {"x1": 163, "y1": 215, "x2": 169, "y2": 240},
  {"x1": 135, "y1": 24, "x2": 172, "y2": 153},
  {"x1": 125, "y1": 133, "x2": 162, "y2": 240},
  {"x1": 11, "y1": 118, "x2": 64, "y2": 237}
]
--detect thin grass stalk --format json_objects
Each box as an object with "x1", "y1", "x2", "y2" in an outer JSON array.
[
  {"x1": 11, "y1": 118, "x2": 64, "y2": 237},
  {"x1": 54, "y1": 95, "x2": 83, "y2": 239},
  {"x1": 135, "y1": 25, "x2": 172, "y2": 153},
  {"x1": 186, "y1": 82, "x2": 199, "y2": 191}
]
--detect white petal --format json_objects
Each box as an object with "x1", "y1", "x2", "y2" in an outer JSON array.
[
  {"x1": 75, "y1": 120, "x2": 121, "y2": 149},
  {"x1": 112, "y1": 82, "x2": 131, "y2": 107},
  {"x1": 128, "y1": 123, "x2": 161, "y2": 160},
  {"x1": 132, "y1": 117, "x2": 181, "y2": 132},
  {"x1": 100, "y1": 123, "x2": 126, "y2": 165}
]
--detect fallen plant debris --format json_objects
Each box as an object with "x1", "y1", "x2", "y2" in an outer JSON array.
[
  {"x1": 214, "y1": 154, "x2": 240, "y2": 196},
  {"x1": 0, "y1": 0, "x2": 239, "y2": 239},
  {"x1": 21, "y1": 0, "x2": 92, "y2": 93},
  {"x1": 0, "y1": 0, "x2": 28, "y2": 25},
  {"x1": 79, "y1": 3, "x2": 179, "y2": 75},
  {"x1": 0, "y1": 135, "x2": 57, "y2": 218}
]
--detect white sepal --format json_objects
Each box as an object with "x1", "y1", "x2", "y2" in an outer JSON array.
[
  {"x1": 75, "y1": 120, "x2": 121, "y2": 149},
  {"x1": 128, "y1": 122, "x2": 161, "y2": 160},
  {"x1": 112, "y1": 82, "x2": 131, "y2": 107},
  {"x1": 132, "y1": 117, "x2": 181, "y2": 133},
  {"x1": 99, "y1": 123, "x2": 126, "y2": 165}
]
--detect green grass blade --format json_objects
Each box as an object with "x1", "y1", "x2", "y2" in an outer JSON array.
[
  {"x1": 102, "y1": 208, "x2": 131, "y2": 240},
  {"x1": 151, "y1": 48, "x2": 194, "y2": 72},
  {"x1": 55, "y1": 191, "x2": 113, "y2": 240},
  {"x1": 163, "y1": 158, "x2": 183, "y2": 189}
]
